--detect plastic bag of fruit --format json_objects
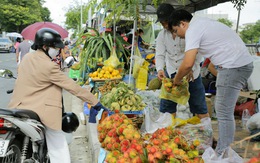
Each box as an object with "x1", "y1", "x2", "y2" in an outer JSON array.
[
  {"x1": 179, "y1": 117, "x2": 213, "y2": 152},
  {"x1": 133, "y1": 47, "x2": 145, "y2": 78},
  {"x1": 159, "y1": 78, "x2": 190, "y2": 105},
  {"x1": 135, "y1": 61, "x2": 149, "y2": 90},
  {"x1": 104, "y1": 47, "x2": 121, "y2": 68}
]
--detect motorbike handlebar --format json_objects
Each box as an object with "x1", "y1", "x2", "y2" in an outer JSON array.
[{"x1": 7, "y1": 89, "x2": 13, "y2": 94}]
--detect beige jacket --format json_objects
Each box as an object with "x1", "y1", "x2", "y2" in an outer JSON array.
[{"x1": 8, "y1": 50, "x2": 98, "y2": 130}]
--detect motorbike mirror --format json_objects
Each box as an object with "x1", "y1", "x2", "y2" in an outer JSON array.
[
  {"x1": 0, "y1": 69, "x2": 14, "y2": 79},
  {"x1": 64, "y1": 56, "x2": 75, "y2": 68}
]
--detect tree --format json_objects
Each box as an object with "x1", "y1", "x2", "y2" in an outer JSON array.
[
  {"x1": 64, "y1": 2, "x2": 89, "y2": 32},
  {"x1": 40, "y1": 7, "x2": 52, "y2": 22},
  {"x1": 0, "y1": 0, "x2": 51, "y2": 32},
  {"x1": 231, "y1": 0, "x2": 247, "y2": 33},
  {"x1": 218, "y1": 18, "x2": 233, "y2": 28},
  {"x1": 240, "y1": 20, "x2": 260, "y2": 43},
  {"x1": 86, "y1": 0, "x2": 164, "y2": 27}
]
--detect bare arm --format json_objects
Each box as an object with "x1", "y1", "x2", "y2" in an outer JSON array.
[
  {"x1": 173, "y1": 49, "x2": 198, "y2": 85},
  {"x1": 208, "y1": 62, "x2": 218, "y2": 77}
]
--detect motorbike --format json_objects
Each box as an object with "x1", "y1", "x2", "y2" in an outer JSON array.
[{"x1": 0, "y1": 69, "x2": 79, "y2": 163}]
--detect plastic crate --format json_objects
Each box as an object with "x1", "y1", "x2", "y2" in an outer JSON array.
[
  {"x1": 69, "y1": 69, "x2": 80, "y2": 79},
  {"x1": 94, "y1": 81, "x2": 106, "y2": 88},
  {"x1": 108, "y1": 110, "x2": 143, "y2": 116}
]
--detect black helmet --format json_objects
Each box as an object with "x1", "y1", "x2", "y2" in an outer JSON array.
[
  {"x1": 62, "y1": 112, "x2": 79, "y2": 133},
  {"x1": 31, "y1": 28, "x2": 64, "y2": 50},
  {"x1": 156, "y1": 3, "x2": 175, "y2": 23}
]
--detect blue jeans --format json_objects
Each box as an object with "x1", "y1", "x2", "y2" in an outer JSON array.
[
  {"x1": 160, "y1": 74, "x2": 208, "y2": 114},
  {"x1": 215, "y1": 62, "x2": 253, "y2": 155}
]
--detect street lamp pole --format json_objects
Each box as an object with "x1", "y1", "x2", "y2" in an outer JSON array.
[
  {"x1": 235, "y1": 9, "x2": 241, "y2": 33},
  {"x1": 80, "y1": 0, "x2": 83, "y2": 31}
]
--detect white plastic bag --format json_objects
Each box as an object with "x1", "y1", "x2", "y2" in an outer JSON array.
[
  {"x1": 179, "y1": 117, "x2": 213, "y2": 150},
  {"x1": 247, "y1": 112, "x2": 260, "y2": 130},
  {"x1": 202, "y1": 147, "x2": 243, "y2": 163},
  {"x1": 141, "y1": 105, "x2": 172, "y2": 134},
  {"x1": 242, "y1": 109, "x2": 251, "y2": 130}
]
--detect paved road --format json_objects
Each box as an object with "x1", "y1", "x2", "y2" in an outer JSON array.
[{"x1": 0, "y1": 52, "x2": 17, "y2": 108}]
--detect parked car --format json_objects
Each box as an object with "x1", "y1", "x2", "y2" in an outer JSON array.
[{"x1": 0, "y1": 37, "x2": 13, "y2": 53}]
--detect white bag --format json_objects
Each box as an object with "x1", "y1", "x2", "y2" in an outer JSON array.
[
  {"x1": 180, "y1": 117, "x2": 213, "y2": 150},
  {"x1": 202, "y1": 147, "x2": 243, "y2": 163},
  {"x1": 141, "y1": 105, "x2": 172, "y2": 134},
  {"x1": 247, "y1": 112, "x2": 260, "y2": 130}
]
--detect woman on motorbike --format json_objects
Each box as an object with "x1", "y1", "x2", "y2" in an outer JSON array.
[{"x1": 8, "y1": 28, "x2": 106, "y2": 163}]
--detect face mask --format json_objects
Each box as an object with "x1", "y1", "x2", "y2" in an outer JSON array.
[{"x1": 48, "y1": 48, "x2": 59, "y2": 59}]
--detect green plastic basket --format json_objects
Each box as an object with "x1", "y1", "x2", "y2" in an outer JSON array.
[{"x1": 69, "y1": 69, "x2": 80, "y2": 79}]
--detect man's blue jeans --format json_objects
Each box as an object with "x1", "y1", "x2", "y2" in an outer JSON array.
[{"x1": 215, "y1": 62, "x2": 253, "y2": 155}]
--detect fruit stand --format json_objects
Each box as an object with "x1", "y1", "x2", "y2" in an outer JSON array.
[
  {"x1": 78, "y1": 68, "x2": 259, "y2": 163},
  {"x1": 71, "y1": 52, "x2": 259, "y2": 163},
  {"x1": 80, "y1": 74, "x2": 215, "y2": 163},
  {"x1": 70, "y1": 26, "x2": 214, "y2": 162},
  {"x1": 68, "y1": 14, "x2": 260, "y2": 163}
]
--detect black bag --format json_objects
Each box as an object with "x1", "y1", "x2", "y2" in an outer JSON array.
[{"x1": 202, "y1": 73, "x2": 216, "y2": 94}]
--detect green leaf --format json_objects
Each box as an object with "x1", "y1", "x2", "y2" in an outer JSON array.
[{"x1": 103, "y1": 34, "x2": 112, "y2": 52}]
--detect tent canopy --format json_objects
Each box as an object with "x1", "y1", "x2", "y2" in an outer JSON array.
[{"x1": 138, "y1": 0, "x2": 231, "y2": 14}]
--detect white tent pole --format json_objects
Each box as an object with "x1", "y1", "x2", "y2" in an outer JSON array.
[
  {"x1": 128, "y1": 19, "x2": 137, "y2": 85},
  {"x1": 113, "y1": 13, "x2": 116, "y2": 47},
  {"x1": 88, "y1": 6, "x2": 92, "y2": 27}
]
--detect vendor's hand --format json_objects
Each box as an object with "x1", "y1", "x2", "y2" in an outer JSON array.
[
  {"x1": 89, "y1": 108, "x2": 98, "y2": 123},
  {"x1": 173, "y1": 76, "x2": 182, "y2": 86},
  {"x1": 89, "y1": 102, "x2": 109, "y2": 123},
  {"x1": 186, "y1": 70, "x2": 194, "y2": 82},
  {"x1": 157, "y1": 70, "x2": 166, "y2": 80},
  {"x1": 92, "y1": 102, "x2": 109, "y2": 112}
]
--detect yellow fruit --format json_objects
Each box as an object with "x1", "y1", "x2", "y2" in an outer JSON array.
[
  {"x1": 164, "y1": 82, "x2": 173, "y2": 87},
  {"x1": 113, "y1": 69, "x2": 119, "y2": 75},
  {"x1": 97, "y1": 68, "x2": 101, "y2": 72},
  {"x1": 100, "y1": 70, "x2": 105, "y2": 74},
  {"x1": 112, "y1": 71, "x2": 117, "y2": 76},
  {"x1": 98, "y1": 57, "x2": 103, "y2": 62},
  {"x1": 98, "y1": 74, "x2": 103, "y2": 78},
  {"x1": 93, "y1": 71, "x2": 98, "y2": 77},
  {"x1": 193, "y1": 139, "x2": 200, "y2": 146},
  {"x1": 103, "y1": 66, "x2": 108, "y2": 71},
  {"x1": 108, "y1": 66, "x2": 113, "y2": 73},
  {"x1": 146, "y1": 53, "x2": 155, "y2": 60},
  {"x1": 71, "y1": 63, "x2": 81, "y2": 70}
]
